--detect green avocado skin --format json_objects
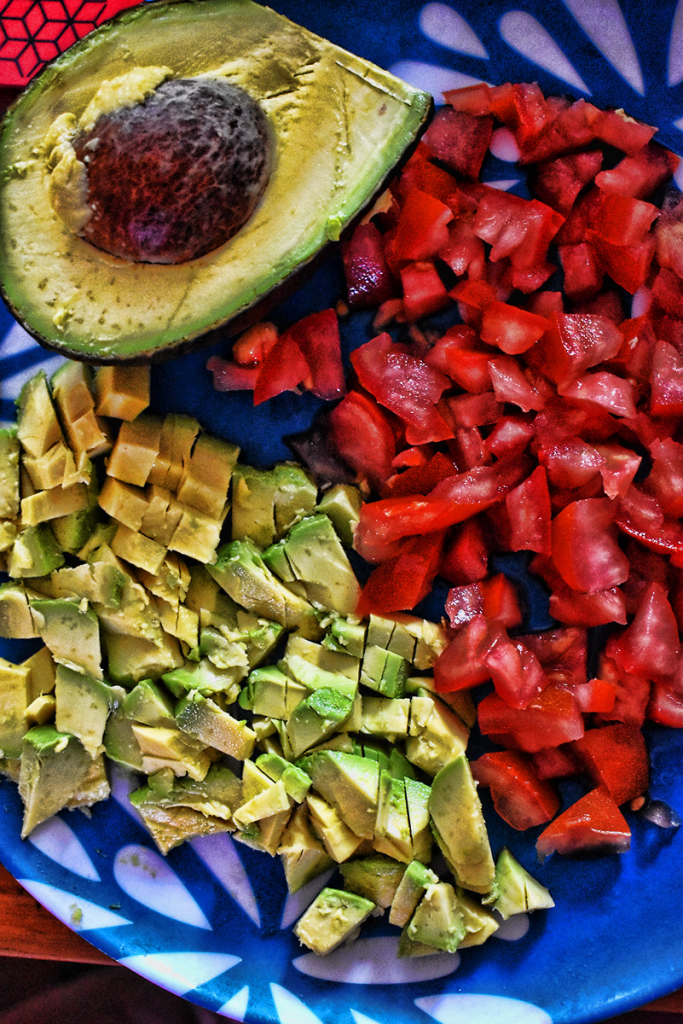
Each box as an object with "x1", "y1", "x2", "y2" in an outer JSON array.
[{"x1": 0, "y1": 0, "x2": 432, "y2": 363}]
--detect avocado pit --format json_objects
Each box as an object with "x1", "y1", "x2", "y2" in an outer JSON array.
[{"x1": 72, "y1": 77, "x2": 272, "y2": 264}]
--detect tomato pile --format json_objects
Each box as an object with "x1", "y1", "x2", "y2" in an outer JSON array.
[{"x1": 210, "y1": 81, "x2": 683, "y2": 861}]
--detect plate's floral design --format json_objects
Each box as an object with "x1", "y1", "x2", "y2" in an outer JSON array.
[{"x1": 1, "y1": 3, "x2": 683, "y2": 1024}]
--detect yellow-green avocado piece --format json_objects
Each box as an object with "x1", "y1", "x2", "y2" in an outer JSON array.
[
  {"x1": 0, "y1": 0, "x2": 431, "y2": 362},
  {"x1": 428, "y1": 754, "x2": 496, "y2": 895},
  {"x1": 294, "y1": 886, "x2": 375, "y2": 956}
]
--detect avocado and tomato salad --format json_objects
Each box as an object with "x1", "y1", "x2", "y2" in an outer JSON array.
[
  {"x1": 0, "y1": 359, "x2": 554, "y2": 957},
  {"x1": 0, "y1": 0, "x2": 432, "y2": 363}
]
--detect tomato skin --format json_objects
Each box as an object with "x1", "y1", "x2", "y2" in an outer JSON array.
[
  {"x1": 471, "y1": 751, "x2": 561, "y2": 830},
  {"x1": 386, "y1": 189, "x2": 453, "y2": 269},
  {"x1": 355, "y1": 529, "x2": 447, "y2": 616},
  {"x1": 482, "y1": 573, "x2": 523, "y2": 629},
  {"x1": 529, "y1": 150, "x2": 603, "y2": 215},
  {"x1": 231, "y1": 321, "x2": 279, "y2": 366},
  {"x1": 286, "y1": 309, "x2": 346, "y2": 402},
  {"x1": 529, "y1": 312, "x2": 624, "y2": 388},
  {"x1": 484, "y1": 632, "x2": 550, "y2": 709},
  {"x1": 477, "y1": 683, "x2": 584, "y2": 753},
  {"x1": 440, "y1": 517, "x2": 489, "y2": 585},
  {"x1": 425, "y1": 326, "x2": 493, "y2": 394},
  {"x1": 253, "y1": 328, "x2": 311, "y2": 404},
  {"x1": 422, "y1": 107, "x2": 493, "y2": 179},
  {"x1": 549, "y1": 581, "x2": 628, "y2": 628},
  {"x1": 532, "y1": 744, "x2": 582, "y2": 780},
  {"x1": 645, "y1": 438, "x2": 683, "y2": 518},
  {"x1": 610, "y1": 582, "x2": 681, "y2": 679},
  {"x1": 505, "y1": 465, "x2": 552, "y2": 556},
  {"x1": 571, "y1": 724, "x2": 649, "y2": 805},
  {"x1": 207, "y1": 357, "x2": 260, "y2": 392},
  {"x1": 559, "y1": 371, "x2": 637, "y2": 420},
  {"x1": 536, "y1": 786, "x2": 631, "y2": 862},
  {"x1": 342, "y1": 221, "x2": 398, "y2": 309},
  {"x1": 648, "y1": 679, "x2": 683, "y2": 728},
  {"x1": 551, "y1": 498, "x2": 629, "y2": 594},
  {"x1": 328, "y1": 390, "x2": 397, "y2": 491},
  {"x1": 559, "y1": 242, "x2": 604, "y2": 301},
  {"x1": 434, "y1": 613, "x2": 500, "y2": 692}
]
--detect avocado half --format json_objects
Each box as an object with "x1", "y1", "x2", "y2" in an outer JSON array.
[{"x1": 0, "y1": 0, "x2": 432, "y2": 363}]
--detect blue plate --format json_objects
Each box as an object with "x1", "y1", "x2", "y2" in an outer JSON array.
[{"x1": 1, "y1": 2, "x2": 683, "y2": 1023}]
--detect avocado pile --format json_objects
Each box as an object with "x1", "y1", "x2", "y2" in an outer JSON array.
[{"x1": 0, "y1": 362, "x2": 552, "y2": 956}]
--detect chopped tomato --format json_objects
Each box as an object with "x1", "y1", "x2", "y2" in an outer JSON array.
[
  {"x1": 286, "y1": 309, "x2": 346, "y2": 401},
  {"x1": 444, "y1": 582, "x2": 484, "y2": 629},
  {"x1": 484, "y1": 631, "x2": 549, "y2": 709},
  {"x1": 482, "y1": 573, "x2": 523, "y2": 629},
  {"x1": 528, "y1": 312, "x2": 624, "y2": 388},
  {"x1": 595, "y1": 142, "x2": 679, "y2": 199},
  {"x1": 342, "y1": 221, "x2": 397, "y2": 308},
  {"x1": 471, "y1": 751, "x2": 561, "y2": 830},
  {"x1": 252, "y1": 328, "x2": 311, "y2": 405},
  {"x1": 387, "y1": 189, "x2": 453, "y2": 268},
  {"x1": 551, "y1": 498, "x2": 629, "y2": 594},
  {"x1": 477, "y1": 683, "x2": 584, "y2": 752},
  {"x1": 231, "y1": 322, "x2": 279, "y2": 366},
  {"x1": 207, "y1": 358, "x2": 260, "y2": 392},
  {"x1": 434, "y1": 613, "x2": 500, "y2": 692},
  {"x1": 328, "y1": 390, "x2": 396, "y2": 490},
  {"x1": 479, "y1": 301, "x2": 550, "y2": 354},
  {"x1": 529, "y1": 150, "x2": 603, "y2": 215},
  {"x1": 536, "y1": 787, "x2": 631, "y2": 861},
  {"x1": 610, "y1": 582, "x2": 680, "y2": 679},
  {"x1": 571, "y1": 724, "x2": 649, "y2": 805},
  {"x1": 505, "y1": 465, "x2": 552, "y2": 556},
  {"x1": 440, "y1": 516, "x2": 489, "y2": 585},
  {"x1": 355, "y1": 529, "x2": 447, "y2": 616},
  {"x1": 422, "y1": 106, "x2": 493, "y2": 179},
  {"x1": 400, "y1": 261, "x2": 451, "y2": 323}
]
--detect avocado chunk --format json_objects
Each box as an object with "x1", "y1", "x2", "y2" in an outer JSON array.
[
  {"x1": 389, "y1": 860, "x2": 439, "y2": 928},
  {"x1": 278, "y1": 803, "x2": 333, "y2": 893},
  {"x1": 30, "y1": 597, "x2": 102, "y2": 679},
  {"x1": 457, "y1": 892, "x2": 499, "y2": 948},
  {"x1": 305, "y1": 750, "x2": 379, "y2": 840},
  {"x1": 281, "y1": 514, "x2": 360, "y2": 616},
  {"x1": 54, "y1": 664, "x2": 113, "y2": 757},
  {"x1": 405, "y1": 692, "x2": 469, "y2": 777},
  {"x1": 7, "y1": 524, "x2": 64, "y2": 578},
  {"x1": 324, "y1": 616, "x2": 367, "y2": 659},
  {"x1": 315, "y1": 485, "x2": 362, "y2": 548},
  {"x1": 134, "y1": 801, "x2": 235, "y2": 854},
  {"x1": 231, "y1": 463, "x2": 317, "y2": 548},
  {"x1": 485, "y1": 847, "x2": 555, "y2": 920},
  {"x1": 360, "y1": 645, "x2": 408, "y2": 698},
  {"x1": 340, "y1": 854, "x2": 406, "y2": 909},
  {"x1": 0, "y1": 582, "x2": 39, "y2": 639},
  {"x1": 162, "y1": 657, "x2": 244, "y2": 700},
  {"x1": 0, "y1": 657, "x2": 32, "y2": 758},
  {"x1": 0, "y1": 0, "x2": 430, "y2": 361},
  {"x1": 402, "y1": 881, "x2": 466, "y2": 955},
  {"x1": 175, "y1": 692, "x2": 256, "y2": 761},
  {"x1": 131, "y1": 724, "x2": 212, "y2": 781},
  {"x1": 306, "y1": 792, "x2": 365, "y2": 863},
  {"x1": 429, "y1": 755, "x2": 496, "y2": 895},
  {"x1": 18, "y1": 725, "x2": 92, "y2": 837},
  {"x1": 294, "y1": 887, "x2": 375, "y2": 956},
  {"x1": 286, "y1": 687, "x2": 354, "y2": 759},
  {"x1": 15, "y1": 373, "x2": 62, "y2": 460},
  {"x1": 122, "y1": 679, "x2": 175, "y2": 727},
  {"x1": 245, "y1": 666, "x2": 306, "y2": 720},
  {"x1": 0, "y1": 427, "x2": 20, "y2": 520}
]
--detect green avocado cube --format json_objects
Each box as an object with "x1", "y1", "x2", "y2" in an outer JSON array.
[
  {"x1": 282, "y1": 514, "x2": 360, "y2": 616},
  {"x1": 294, "y1": 887, "x2": 375, "y2": 956},
  {"x1": 30, "y1": 597, "x2": 102, "y2": 680},
  {"x1": 175, "y1": 692, "x2": 256, "y2": 761},
  {"x1": 457, "y1": 891, "x2": 499, "y2": 947},
  {"x1": 305, "y1": 750, "x2": 380, "y2": 840},
  {"x1": 246, "y1": 666, "x2": 306, "y2": 720},
  {"x1": 286, "y1": 687, "x2": 354, "y2": 759},
  {"x1": 8, "y1": 524, "x2": 64, "y2": 578},
  {"x1": 122, "y1": 679, "x2": 175, "y2": 727},
  {"x1": 18, "y1": 725, "x2": 92, "y2": 838},
  {"x1": 315, "y1": 484, "x2": 361, "y2": 548},
  {"x1": 389, "y1": 859, "x2": 439, "y2": 928},
  {"x1": 54, "y1": 664, "x2": 113, "y2": 757},
  {"x1": 340, "y1": 854, "x2": 406, "y2": 909},
  {"x1": 162, "y1": 657, "x2": 245, "y2": 699},
  {"x1": 323, "y1": 616, "x2": 367, "y2": 659},
  {"x1": 360, "y1": 645, "x2": 407, "y2": 698},
  {"x1": 278, "y1": 803, "x2": 334, "y2": 894},
  {"x1": 485, "y1": 847, "x2": 555, "y2": 920},
  {"x1": 403, "y1": 881, "x2": 466, "y2": 954},
  {"x1": 0, "y1": 427, "x2": 20, "y2": 520},
  {"x1": 0, "y1": 582, "x2": 38, "y2": 639},
  {"x1": 374, "y1": 770, "x2": 412, "y2": 863},
  {"x1": 429, "y1": 755, "x2": 495, "y2": 895},
  {"x1": 0, "y1": 657, "x2": 31, "y2": 758}
]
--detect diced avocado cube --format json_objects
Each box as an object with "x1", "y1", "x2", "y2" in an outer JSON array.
[
  {"x1": 286, "y1": 687, "x2": 354, "y2": 759},
  {"x1": 283, "y1": 654, "x2": 358, "y2": 700},
  {"x1": 175, "y1": 692, "x2": 256, "y2": 761},
  {"x1": 389, "y1": 860, "x2": 439, "y2": 928},
  {"x1": 232, "y1": 463, "x2": 317, "y2": 548},
  {"x1": 107, "y1": 415, "x2": 162, "y2": 488},
  {"x1": 282, "y1": 514, "x2": 360, "y2": 616},
  {"x1": 457, "y1": 891, "x2": 499, "y2": 947},
  {"x1": 18, "y1": 725, "x2": 92, "y2": 838},
  {"x1": 8, "y1": 524, "x2": 64, "y2": 578},
  {"x1": 388, "y1": 749, "x2": 417, "y2": 781},
  {"x1": 278, "y1": 803, "x2": 334, "y2": 894},
  {"x1": 315, "y1": 484, "x2": 361, "y2": 548},
  {"x1": 294, "y1": 887, "x2": 375, "y2": 956},
  {"x1": 54, "y1": 664, "x2": 113, "y2": 757},
  {"x1": 361, "y1": 696, "x2": 410, "y2": 740},
  {"x1": 262, "y1": 538, "x2": 298, "y2": 582},
  {"x1": 352, "y1": 737, "x2": 390, "y2": 770},
  {"x1": 405, "y1": 777, "x2": 433, "y2": 864},
  {"x1": 374, "y1": 770, "x2": 412, "y2": 863},
  {"x1": 25, "y1": 692, "x2": 56, "y2": 726},
  {"x1": 255, "y1": 752, "x2": 311, "y2": 800},
  {"x1": 51, "y1": 561, "x2": 125, "y2": 609},
  {"x1": 103, "y1": 631, "x2": 183, "y2": 686},
  {"x1": 93, "y1": 365, "x2": 150, "y2": 421},
  {"x1": 162, "y1": 657, "x2": 245, "y2": 699},
  {"x1": 136, "y1": 802, "x2": 234, "y2": 855},
  {"x1": 404, "y1": 881, "x2": 466, "y2": 954},
  {"x1": 360, "y1": 645, "x2": 407, "y2": 698},
  {"x1": 390, "y1": 614, "x2": 449, "y2": 671},
  {"x1": 0, "y1": 657, "x2": 31, "y2": 758},
  {"x1": 233, "y1": 777, "x2": 292, "y2": 828},
  {"x1": 405, "y1": 693, "x2": 469, "y2": 777},
  {"x1": 340, "y1": 854, "x2": 406, "y2": 909},
  {"x1": 323, "y1": 616, "x2": 366, "y2": 659},
  {"x1": 0, "y1": 427, "x2": 20, "y2": 520},
  {"x1": 485, "y1": 848, "x2": 555, "y2": 920},
  {"x1": 66, "y1": 753, "x2": 110, "y2": 810},
  {"x1": 281, "y1": 634, "x2": 360, "y2": 682},
  {"x1": 306, "y1": 792, "x2": 365, "y2": 863},
  {"x1": 235, "y1": 805, "x2": 293, "y2": 857},
  {"x1": 30, "y1": 597, "x2": 102, "y2": 679},
  {"x1": 132, "y1": 724, "x2": 211, "y2": 781},
  {"x1": 305, "y1": 751, "x2": 380, "y2": 840},
  {"x1": 16, "y1": 372, "x2": 62, "y2": 459},
  {"x1": 0, "y1": 582, "x2": 38, "y2": 638},
  {"x1": 147, "y1": 413, "x2": 200, "y2": 489},
  {"x1": 122, "y1": 679, "x2": 175, "y2": 727},
  {"x1": 429, "y1": 755, "x2": 495, "y2": 895},
  {"x1": 104, "y1": 686, "x2": 144, "y2": 771},
  {"x1": 246, "y1": 666, "x2": 306, "y2": 720},
  {"x1": 23, "y1": 645, "x2": 56, "y2": 701},
  {"x1": 176, "y1": 432, "x2": 239, "y2": 520}
]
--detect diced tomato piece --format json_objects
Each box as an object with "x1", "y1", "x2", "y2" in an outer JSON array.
[
  {"x1": 478, "y1": 683, "x2": 584, "y2": 752},
  {"x1": 450, "y1": 278, "x2": 498, "y2": 328},
  {"x1": 532, "y1": 744, "x2": 582, "y2": 780},
  {"x1": 440, "y1": 516, "x2": 489, "y2": 585},
  {"x1": 493, "y1": 82, "x2": 553, "y2": 147},
  {"x1": 479, "y1": 301, "x2": 550, "y2": 354},
  {"x1": 590, "y1": 232, "x2": 656, "y2": 294},
  {"x1": 518, "y1": 99, "x2": 603, "y2": 164},
  {"x1": 559, "y1": 242, "x2": 604, "y2": 302},
  {"x1": 613, "y1": 582, "x2": 680, "y2": 678},
  {"x1": 595, "y1": 652, "x2": 651, "y2": 727},
  {"x1": 529, "y1": 150, "x2": 604, "y2": 215},
  {"x1": 381, "y1": 451, "x2": 457, "y2": 498},
  {"x1": 591, "y1": 193, "x2": 660, "y2": 249},
  {"x1": 207, "y1": 357, "x2": 260, "y2": 392},
  {"x1": 328, "y1": 389, "x2": 397, "y2": 490},
  {"x1": 356, "y1": 493, "x2": 468, "y2": 546},
  {"x1": 394, "y1": 153, "x2": 461, "y2": 210},
  {"x1": 253, "y1": 328, "x2": 311, "y2": 404},
  {"x1": 351, "y1": 332, "x2": 453, "y2": 443},
  {"x1": 285, "y1": 309, "x2": 345, "y2": 402},
  {"x1": 444, "y1": 582, "x2": 485, "y2": 629},
  {"x1": 485, "y1": 414, "x2": 535, "y2": 459},
  {"x1": 446, "y1": 393, "x2": 501, "y2": 428},
  {"x1": 549, "y1": 580, "x2": 627, "y2": 628},
  {"x1": 572, "y1": 288, "x2": 626, "y2": 325},
  {"x1": 342, "y1": 222, "x2": 397, "y2": 309},
  {"x1": 559, "y1": 371, "x2": 637, "y2": 419},
  {"x1": 355, "y1": 529, "x2": 447, "y2": 616},
  {"x1": 482, "y1": 573, "x2": 523, "y2": 629},
  {"x1": 400, "y1": 261, "x2": 451, "y2": 323},
  {"x1": 595, "y1": 109, "x2": 656, "y2": 155},
  {"x1": 595, "y1": 141, "x2": 679, "y2": 199},
  {"x1": 648, "y1": 678, "x2": 683, "y2": 728},
  {"x1": 594, "y1": 443, "x2": 642, "y2": 500},
  {"x1": 538, "y1": 437, "x2": 605, "y2": 490},
  {"x1": 520, "y1": 626, "x2": 588, "y2": 688},
  {"x1": 422, "y1": 107, "x2": 493, "y2": 179},
  {"x1": 650, "y1": 340, "x2": 683, "y2": 417},
  {"x1": 434, "y1": 613, "x2": 500, "y2": 692},
  {"x1": 471, "y1": 751, "x2": 561, "y2": 830},
  {"x1": 606, "y1": 314, "x2": 657, "y2": 385},
  {"x1": 438, "y1": 216, "x2": 486, "y2": 278},
  {"x1": 488, "y1": 356, "x2": 548, "y2": 412},
  {"x1": 447, "y1": 426, "x2": 491, "y2": 470},
  {"x1": 443, "y1": 82, "x2": 494, "y2": 115},
  {"x1": 654, "y1": 195, "x2": 683, "y2": 278},
  {"x1": 615, "y1": 486, "x2": 683, "y2": 559},
  {"x1": 529, "y1": 312, "x2": 624, "y2": 388},
  {"x1": 429, "y1": 456, "x2": 533, "y2": 519},
  {"x1": 484, "y1": 631, "x2": 549, "y2": 709},
  {"x1": 551, "y1": 498, "x2": 629, "y2": 594},
  {"x1": 231, "y1": 321, "x2": 279, "y2": 366},
  {"x1": 571, "y1": 724, "x2": 649, "y2": 805},
  {"x1": 532, "y1": 398, "x2": 617, "y2": 448},
  {"x1": 572, "y1": 677, "x2": 618, "y2": 714},
  {"x1": 387, "y1": 189, "x2": 454, "y2": 268},
  {"x1": 536, "y1": 787, "x2": 631, "y2": 861},
  {"x1": 425, "y1": 327, "x2": 493, "y2": 394},
  {"x1": 505, "y1": 465, "x2": 551, "y2": 556},
  {"x1": 645, "y1": 438, "x2": 683, "y2": 518}
]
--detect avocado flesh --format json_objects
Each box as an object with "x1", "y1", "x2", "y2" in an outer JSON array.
[{"x1": 0, "y1": 0, "x2": 431, "y2": 362}]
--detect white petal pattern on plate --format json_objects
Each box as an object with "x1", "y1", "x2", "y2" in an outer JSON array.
[
  {"x1": 561, "y1": 0, "x2": 644, "y2": 95},
  {"x1": 28, "y1": 816, "x2": 101, "y2": 881},
  {"x1": 389, "y1": 60, "x2": 486, "y2": 103},
  {"x1": 0, "y1": 321, "x2": 40, "y2": 358},
  {"x1": 109, "y1": 765, "x2": 146, "y2": 826},
  {"x1": 190, "y1": 833, "x2": 260, "y2": 928},
  {"x1": 293, "y1": 936, "x2": 460, "y2": 984},
  {"x1": 271, "y1": 983, "x2": 325, "y2": 1024},
  {"x1": 415, "y1": 993, "x2": 552, "y2": 1024},
  {"x1": 484, "y1": 180, "x2": 521, "y2": 191},
  {"x1": 669, "y1": 0, "x2": 683, "y2": 86},
  {"x1": 498, "y1": 11, "x2": 590, "y2": 93},
  {"x1": 419, "y1": 3, "x2": 489, "y2": 59},
  {"x1": 492, "y1": 913, "x2": 530, "y2": 941},
  {"x1": 18, "y1": 878, "x2": 132, "y2": 930},
  {"x1": 1, "y1": 354, "x2": 66, "y2": 401},
  {"x1": 119, "y1": 952, "x2": 240, "y2": 997},
  {"x1": 351, "y1": 1011, "x2": 382, "y2": 1024},
  {"x1": 490, "y1": 127, "x2": 521, "y2": 162},
  {"x1": 114, "y1": 844, "x2": 212, "y2": 930},
  {"x1": 280, "y1": 868, "x2": 335, "y2": 930},
  {"x1": 217, "y1": 984, "x2": 250, "y2": 1021}
]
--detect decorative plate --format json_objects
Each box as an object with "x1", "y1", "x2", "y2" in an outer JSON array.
[{"x1": 1, "y1": 2, "x2": 683, "y2": 1024}]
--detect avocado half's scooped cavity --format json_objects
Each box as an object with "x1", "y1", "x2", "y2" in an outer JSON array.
[
  {"x1": 71, "y1": 76, "x2": 272, "y2": 264},
  {"x1": 0, "y1": 0, "x2": 432, "y2": 363}
]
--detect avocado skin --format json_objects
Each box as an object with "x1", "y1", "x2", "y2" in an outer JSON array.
[{"x1": 0, "y1": 0, "x2": 432, "y2": 364}]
